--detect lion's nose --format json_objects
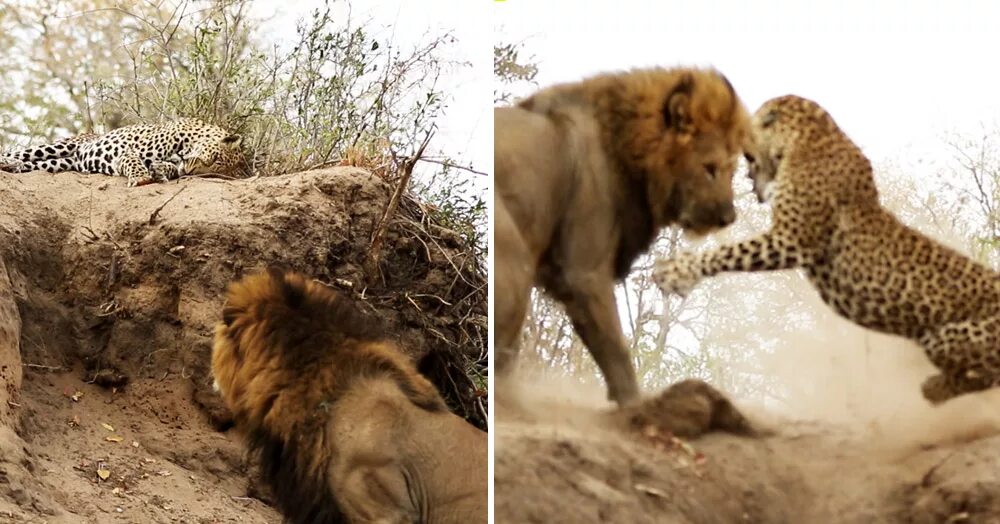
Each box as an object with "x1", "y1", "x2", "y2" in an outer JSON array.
[{"x1": 718, "y1": 205, "x2": 736, "y2": 227}]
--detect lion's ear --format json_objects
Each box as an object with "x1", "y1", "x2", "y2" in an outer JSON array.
[
  {"x1": 222, "y1": 303, "x2": 239, "y2": 326},
  {"x1": 663, "y1": 75, "x2": 695, "y2": 131}
]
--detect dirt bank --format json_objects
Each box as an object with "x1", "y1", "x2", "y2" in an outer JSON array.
[
  {"x1": 0, "y1": 168, "x2": 486, "y2": 522},
  {"x1": 496, "y1": 375, "x2": 1000, "y2": 523}
]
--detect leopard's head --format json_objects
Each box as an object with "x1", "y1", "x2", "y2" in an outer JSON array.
[{"x1": 185, "y1": 134, "x2": 251, "y2": 178}]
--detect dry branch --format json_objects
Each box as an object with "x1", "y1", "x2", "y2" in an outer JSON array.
[
  {"x1": 148, "y1": 186, "x2": 187, "y2": 225},
  {"x1": 417, "y1": 157, "x2": 489, "y2": 177},
  {"x1": 366, "y1": 129, "x2": 435, "y2": 280}
]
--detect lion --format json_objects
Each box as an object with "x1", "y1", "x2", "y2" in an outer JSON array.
[
  {"x1": 495, "y1": 67, "x2": 752, "y2": 405},
  {"x1": 212, "y1": 268, "x2": 487, "y2": 524}
]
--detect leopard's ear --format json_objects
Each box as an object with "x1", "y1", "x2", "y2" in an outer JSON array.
[
  {"x1": 760, "y1": 111, "x2": 778, "y2": 128},
  {"x1": 222, "y1": 134, "x2": 242, "y2": 150}
]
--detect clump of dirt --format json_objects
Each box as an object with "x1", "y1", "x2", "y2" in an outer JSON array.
[
  {"x1": 496, "y1": 373, "x2": 1000, "y2": 523},
  {"x1": 0, "y1": 168, "x2": 485, "y2": 522}
]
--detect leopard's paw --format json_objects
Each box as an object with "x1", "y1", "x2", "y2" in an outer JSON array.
[{"x1": 652, "y1": 254, "x2": 702, "y2": 298}]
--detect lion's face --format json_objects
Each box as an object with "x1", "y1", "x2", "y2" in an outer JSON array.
[
  {"x1": 670, "y1": 128, "x2": 741, "y2": 235},
  {"x1": 642, "y1": 70, "x2": 750, "y2": 236}
]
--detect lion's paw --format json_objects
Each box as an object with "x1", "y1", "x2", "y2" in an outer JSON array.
[{"x1": 652, "y1": 254, "x2": 702, "y2": 298}]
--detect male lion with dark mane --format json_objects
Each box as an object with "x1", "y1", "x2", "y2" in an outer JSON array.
[
  {"x1": 495, "y1": 67, "x2": 751, "y2": 405},
  {"x1": 212, "y1": 268, "x2": 486, "y2": 524}
]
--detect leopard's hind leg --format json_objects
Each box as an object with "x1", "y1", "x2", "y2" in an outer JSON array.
[
  {"x1": 919, "y1": 314, "x2": 1000, "y2": 403},
  {"x1": 1, "y1": 133, "x2": 98, "y2": 173},
  {"x1": 6, "y1": 133, "x2": 98, "y2": 162},
  {"x1": 2, "y1": 157, "x2": 79, "y2": 173}
]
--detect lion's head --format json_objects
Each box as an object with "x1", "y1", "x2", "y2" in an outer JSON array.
[
  {"x1": 605, "y1": 68, "x2": 752, "y2": 236},
  {"x1": 211, "y1": 268, "x2": 481, "y2": 523}
]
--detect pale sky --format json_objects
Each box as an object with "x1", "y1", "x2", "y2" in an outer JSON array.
[{"x1": 496, "y1": 0, "x2": 1000, "y2": 168}]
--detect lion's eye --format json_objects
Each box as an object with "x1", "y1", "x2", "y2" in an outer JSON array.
[
  {"x1": 743, "y1": 153, "x2": 755, "y2": 164},
  {"x1": 704, "y1": 163, "x2": 718, "y2": 179}
]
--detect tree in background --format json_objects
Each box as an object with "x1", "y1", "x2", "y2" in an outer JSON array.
[
  {"x1": 0, "y1": 0, "x2": 459, "y2": 178},
  {"x1": 494, "y1": 41, "x2": 537, "y2": 105},
  {"x1": 0, "y1": 0, "x2": 192, "y2": 138},
  {"x1": 940, "y1": 127, "x2": 1000, "y2": 266}
]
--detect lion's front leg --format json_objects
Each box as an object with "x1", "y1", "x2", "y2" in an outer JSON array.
[{"x1": 653, "y1": 231, "x2": 808, "y2": 297}]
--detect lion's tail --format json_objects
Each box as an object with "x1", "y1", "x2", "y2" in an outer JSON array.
[{"x1": 221, "y1": 267, "x2": 448, "y2": 413}]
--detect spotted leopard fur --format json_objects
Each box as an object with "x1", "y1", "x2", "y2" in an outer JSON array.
[
  {"x1": 0, "y1": 118, "x2": 250, "y2": 187},
  {"x1": 653, "y1": 94, "x2": 1000, "y2": 404}
]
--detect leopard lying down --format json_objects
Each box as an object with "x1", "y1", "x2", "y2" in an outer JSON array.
[{"x1": 0, "y1": 118, "x2": 250, "y2": 187}]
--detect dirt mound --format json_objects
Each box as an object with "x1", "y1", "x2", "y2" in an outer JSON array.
[
  {"x1": 0, "y1": 168, "x2": 485, "y2": 522},
  {"x1": 496, "y1": 377, "x2": 1000, "y2": 523}
]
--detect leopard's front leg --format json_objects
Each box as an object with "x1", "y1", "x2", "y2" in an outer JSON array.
[
  {"x1": 115, "y1": 152, "x2": 153, "y2": 188},
  {"x1": 653, "y1": 231, "x2": 812, "y2": 298},
  {"x1": 148, "y1": 160, "x2": 183, "y2": 183}
]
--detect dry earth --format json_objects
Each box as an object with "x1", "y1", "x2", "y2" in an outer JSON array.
[
  {"x1": 496, "y1": 368, "x2": 1000, "y2": 523},
  {"x1": 0, "y1": 168, "x2": 486, "y2": 523}
]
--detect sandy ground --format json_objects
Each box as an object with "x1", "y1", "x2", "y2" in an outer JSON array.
[
  {"x1": 496, "y1": 363, "x2": 1000, "y2": 524},
  {"x1": 0, "y1": 169, "x2": 485, "y2": 523},
  {"x1": 5, "y1": 368, "x2": 280, "y2": 523}
]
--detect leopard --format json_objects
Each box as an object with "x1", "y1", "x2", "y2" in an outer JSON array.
[
  {"x1": 653, "y1": 94, "x2": 1000, "y2": 404},
  {"x1": 0, "y1": 118, "x2": 250, "y2": 187}
]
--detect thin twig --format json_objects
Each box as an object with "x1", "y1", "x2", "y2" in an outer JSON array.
[
  {"x1": 179, "y1": 172, "x2": 239, "y2": 181},
  {"x1": 24, "y1": 363, "x2": 65, "y2": 371},
  {"x1": 416, "y1": 157, "x2": 488, "y2": 176},
  {"x1": 148, "y1": 186, "x2": 187, "y2": 225},
  {"x1": 303, "y1": 158, "x2": 345, "y2": 171},
  {"x1": 366, "y1": 129, "x2": 435, "y2": 279}
]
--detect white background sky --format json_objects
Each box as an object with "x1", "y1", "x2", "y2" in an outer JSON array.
[
  {"x1": 253, "y1": 0, "x2": 491, "y2": 191},
  {"x1": 496, "y1": 0, "x2": 1000, "y2": 170}
]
